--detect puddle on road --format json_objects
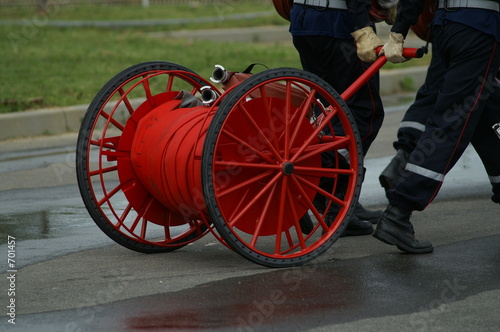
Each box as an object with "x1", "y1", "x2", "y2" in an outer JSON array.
[
  {"x1": 0, "y1": 206, "x2": 92, "y2": 244},
  {"x1": 123, "y1": 265, "x2": 354, "y2": 331}
]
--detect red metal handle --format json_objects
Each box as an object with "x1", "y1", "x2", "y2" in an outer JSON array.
[
  {"x1": 376, "y1": 46, "x2": 425, "y2": 59},
  {"x1": 341, "y1": 47, "x2": 426, "y2": 102}
]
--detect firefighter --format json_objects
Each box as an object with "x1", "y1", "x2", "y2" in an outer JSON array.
[
  {"x1": 289, "y1": 0, "x2": 397, "y2": 235},
  {"x1": 374, "y1": 0, "x2": 500, "y2": 253},
  {"x1": 379, "y1": 27, "x2": 445, "y2": 191}
]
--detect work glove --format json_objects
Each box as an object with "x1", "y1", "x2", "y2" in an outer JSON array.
[
  {"x1": 378, "y1": 0, "x2": 398, "y2": 24},
  {"x1": 351, "y1": 26, "x2": 384, "y2": 63},
  {"x1": 378, "y1": 0, "x2": 398, "y2": 7},
  {"x1": 385, "y1": 5, "x2": 398, "y2": 25},
  {"x1": 381, "y1": 31, "x2": 407, "y2": 63}
]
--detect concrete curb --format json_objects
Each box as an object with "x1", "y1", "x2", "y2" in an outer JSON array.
[
  {"x1": 0, "y1": 104, "x2": 87, "y2": 141},
  {"x1": 0, "y1": 67, "x2": 426, "y2": 141}
]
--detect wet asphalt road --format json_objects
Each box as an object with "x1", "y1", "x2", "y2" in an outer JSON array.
[
  {"x1": 0, "y1": 106, "x2": 499, "y2": 331},
  {"x1": 5, "y1": 232, "x2": 499, "y2": 332}
]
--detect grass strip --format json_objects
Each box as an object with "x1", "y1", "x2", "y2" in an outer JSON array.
[{"x1": 0, "y1": 3, "x2": 429, "y2": 113}]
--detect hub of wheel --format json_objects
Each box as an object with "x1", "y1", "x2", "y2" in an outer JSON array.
[{"x1": 282, "y1": 161, "x2": 295, "y2": 175}]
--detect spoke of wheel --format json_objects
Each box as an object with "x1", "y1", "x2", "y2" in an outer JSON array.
[
  {"x1": 130, "y1": 195, "x2": 154, "y2": 234},
  {"x1": 228, "y1": 171, "x2": 282, "y2": 228},
  {"x1": 97, "y1": 183, "x2": 122, "y2": 207},
  {"x1": 191, "y1": 219, "x2": 205, "y2": 236},
  {"x1": 128, "y1": 213, "x2": 142, "y2": 234},
  {"x1": 236, "y1": 103, "x2": 283, "y2": 163},
  {"x1": 275, "y1": 105, "x2": 306, "y2": 152},
  {"x1": 189, "y1": 85, "x2": 200, "y2": 95},
  {"x1": 289, "y1": 175, "x2": 330, "y2": 231},
  {"x1": 101, "y1": 149, "x2": 128, "y2": 161},
  {"x1": 250, "y1": 182, "x2": 278, "y2": 247},
  {"x1": 163, "y1": 215, "x2": 172, "y2": 240},
  {"x1": 90, "y1": 139, "x2": 109, "y2": 148},
  {"x1": 140, "y1": 216, "x2": 148, "y2": 239},
  {"x1": 283, "y1": 81, "x2": 292, "y2": 160},
  {"x1": 289, "y1": 87, "x2": 317, "y2": 149},
  {"x1": 289, "y1": 107, "x2": 340, "y2": 163},
  {"x1": 259, "y1": 85, "x2": 280, "y2": 150},
  {"x1": 226, "y1": 189, "x2": 252, "y2": 221},
  {"x1": 274, "y1": 176, "x2": 288, "y2": 254},
  {"x1": 215, "y1": 169, "x2": 274, "y2": 198},
  {"x1": 293, "y1": 137, "x2": 351, "y2": 164},
  {"x1": 141, "y1": 76, "x2": 155, "y2": 108},
  {"x1": 89, "y1": 165, "x2": 118, "y2": 177},
  {"x1": 220, "y1": 129, "x2": 276, "y2": 164},
  {"x1": 93, "y1": 136, "x2": 120, "y2": 150},
  {"x1": 294, "y1": 173, "x2": 345, "y2": 207},
  {"x1": 293, "y1": 165, "x2": 355, "y2": 177},
  {"x1": 99, "y1": 110, "x2": 125, "y2": 132},
  {"x1": 214, "y1": 160, "x2": 281, "y2": 171},
  {"x1": 118, "y1": 88, "x2": 136, "y2": 115},
  {"x1": 115, "y1": 203, "x2": 133, "y2": 229},
  {"x1": 284, "y1": 228, "x2": 294, "y2": 249},
  {"x1": 287, "y1": 143, "x2": 331, "y2": 158},
  {"x1": 309, "y1": 202, "x2": 330, "y2": 233},
  {"x1": 165, "y1": 73, "x2": 175, "y2": 92},
  {"x1": 285, "y1": 187, "x2": 307, "y2": 249}
]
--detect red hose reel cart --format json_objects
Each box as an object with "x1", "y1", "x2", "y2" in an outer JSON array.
[{"x1": 76, "y1": 48, "x2": 423, "y2": 268}]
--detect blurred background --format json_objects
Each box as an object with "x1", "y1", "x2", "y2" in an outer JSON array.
[
  {"x1": 0, "y1": 0, "x2": 428, "y2": 114},
  {"x1": 0, "y1": 0, "x2": 299, "y2": 113}
]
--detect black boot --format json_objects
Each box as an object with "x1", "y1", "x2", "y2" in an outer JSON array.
[
  {"x1": 299, "y1": 205, "x2": 374, "y2": 236},
  {"x1": 298, "y1": 213, "x2": 314, "y2": 235},
  {"x1": 379, "y1": 149, "x2": 410, "y2": 191},
  {"x1": 492, "y1": 194, "x2": 500, "y2": 204},
  {"x1": 354, "y1": 202, "x2": 383, "y2": 224},
  {"x1": 321, "y1": 203, "x2": 373, "y2": 237},
  {"x1": 372, "y1": 205, "x2": 433, "y2": 254},
  {"x1": 341, "y1": 215, "x2": 373, "y2": 237},
  {"x1": 299, "y1": 193, "x2": 327, "y2": 234}
]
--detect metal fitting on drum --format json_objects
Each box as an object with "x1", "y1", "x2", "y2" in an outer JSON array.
[
  {"x1": 200, "y1": 86, "x2": 219, "y2": 105},
  {"x1": 210, "y1": 64, "x2": 230, "y2": 84},
  {"x1": 493, "y1": 123, "x2": 500, "y2": 139}
]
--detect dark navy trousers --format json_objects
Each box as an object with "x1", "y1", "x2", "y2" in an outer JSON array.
[
  {"x1": 394, "y1": 40, "x2": 446, "y2": 153},
  {"x1": 292, "y1": 35, "x2": 385, "y2": 157},
  {"x1": 388, "y1": 22, "x2": 500, "y2": 211}
]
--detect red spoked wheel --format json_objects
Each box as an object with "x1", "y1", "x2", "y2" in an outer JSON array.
[
  {"x1": 202, "y1": 68, "x2": 363, "y2": 267},
  {"x1": 76, "y1": 61, "x2": 216, "y2": 252}
]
